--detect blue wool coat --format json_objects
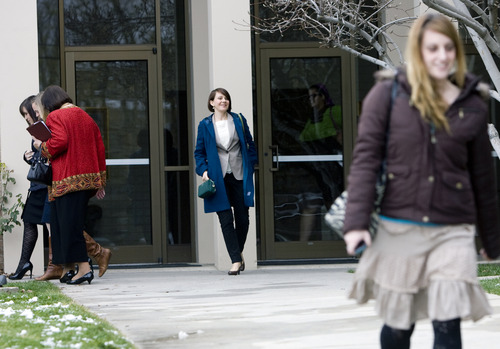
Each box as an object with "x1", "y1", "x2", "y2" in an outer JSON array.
[{"x1": 194, "y1": 112, "x2": 258, "y2": 213}]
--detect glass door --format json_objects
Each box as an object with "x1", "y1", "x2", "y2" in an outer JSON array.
[
  {"x1": 65, "y1": 50, "x2": 161, "y2": 263},
  {"x1": 259, "y1": 48, "x2": 353, "y2": 260}
]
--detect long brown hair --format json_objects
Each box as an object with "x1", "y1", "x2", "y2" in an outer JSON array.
[{"x1": 406, "y1": 13, "x2": 466, "y2": 131}]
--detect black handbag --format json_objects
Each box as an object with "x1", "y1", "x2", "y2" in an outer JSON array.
[
  {"x1": 27, "y1": 151, "x2": 52, "y2": 186},
  {"x1": 198, "y1": 179, "x2": 216, "y2": 198}
]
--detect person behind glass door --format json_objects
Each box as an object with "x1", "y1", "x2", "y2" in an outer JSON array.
[
  {"x1": 298, "y1": 84, "x2": 343, "y2": 241},
  {"x1": 33, "y1": 85, "x2": 107, "y2": 285},
  {"x1": 8, "y1": 96, "x2": 50, "y2": 280},
  {"x1": 194, "y1": 88, "x2": 258, "y2": 275},
  {"x1": 344, "y1": 14, "x2": 500, "y2": 348}
]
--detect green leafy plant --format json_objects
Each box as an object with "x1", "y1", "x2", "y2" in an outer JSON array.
[{"x1": 0, "y1": 162, "x2": 24, "y2": 234}]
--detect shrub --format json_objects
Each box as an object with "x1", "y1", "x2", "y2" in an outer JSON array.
[{"x1": 0, "y1": 162, "x2": 24, "y2": 235}]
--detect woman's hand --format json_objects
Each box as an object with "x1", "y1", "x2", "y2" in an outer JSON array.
[
  {"x1": 344, "y1": 230, "x2": 372, "y2": 255},
  {"x1": 24, "y1": 150, "x2": 34, "y2": 161},
  {"x1": 95, "y1": 187, "x2": 106, "y2": 200},
  {"x1": 32, "y1": 137, "x2": 42, "y2": 150},
  {"x1": 202, "y1": 171, "x2": 209, "y2": 182}
]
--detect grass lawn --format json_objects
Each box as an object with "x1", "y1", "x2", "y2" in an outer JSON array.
[
  {"x1": 0, "y1": 280, "x2": 135, "y2": 348},
  {"x1": 478, "y1": 262, "x2": 500, "y2": 296}
]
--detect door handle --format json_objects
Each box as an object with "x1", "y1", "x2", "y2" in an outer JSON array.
[{"x1": 269, "y1": 144, "x2": 279, "y2": 172}]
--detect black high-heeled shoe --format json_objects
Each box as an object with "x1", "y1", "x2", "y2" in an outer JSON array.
[
  {"x1": 60, "y1": 270, "x2": 76, "y2": 283},
  {"x1": 88, "y1": 257, "x2": 94, "y2": 273},
  {"x1": 239, "y1": 253, "x2": 245, "y2": 272},
  {"x1": 67, "y1": 271, "x2": 94, "y2": 285},
  {"x1": 8, "y1": 261, "x2": 33, "y2": 280}
]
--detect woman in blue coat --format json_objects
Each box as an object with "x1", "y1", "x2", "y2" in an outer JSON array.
[{"x1": 194, "y1": 88, "x2": 257, "y2": 275}]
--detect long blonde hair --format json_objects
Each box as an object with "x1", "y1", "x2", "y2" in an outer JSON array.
[
  {"x1": 34, "y1": 92, "x2": 49, "y2": 121},
  {"x1": 406, "y1": 13, "x2": 467, "y2": 131}
]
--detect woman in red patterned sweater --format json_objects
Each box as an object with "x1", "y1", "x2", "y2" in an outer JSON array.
[{"x1": 33, "y1": 85, "x2": 106, "y2": 285}]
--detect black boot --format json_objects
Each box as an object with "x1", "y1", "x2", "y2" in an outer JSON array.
[{"x1": 9, "y1": 222, "x2": 38, "y2": 280}]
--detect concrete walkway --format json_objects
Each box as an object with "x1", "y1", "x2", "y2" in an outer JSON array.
[{"x1": 58, "y1": 265, "x2": 500, "y2": 349}]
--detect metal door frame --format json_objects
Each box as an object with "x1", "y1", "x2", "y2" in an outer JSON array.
[{"x1": 65, "y1": 49, "x2": 164, "y2": 263}]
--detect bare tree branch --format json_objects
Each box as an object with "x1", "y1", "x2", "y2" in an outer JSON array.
[
  {"x1": 249, "y1": 0, "x2": 415, "y2": 70},
  {"x1": 423, "y1": 0, "x2": 500, "y2": 56},
  {"x1": 248, "y1": 0, "x2": 500, "y2": 101}
]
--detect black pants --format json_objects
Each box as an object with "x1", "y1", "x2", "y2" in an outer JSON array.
[
  {"x1": 216, "y1": 173, "x2": 249, "y2": 264},
  {"x1": 51, "y1": 190, "x2": 91, "y2": 265}
]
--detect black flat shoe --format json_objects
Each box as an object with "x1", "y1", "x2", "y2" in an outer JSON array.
[
  {"x1": 67, "y1": 271, "x2": 94, "y2": 285},
  {"x1": 9, "y1": 261, "x2": 33, "y2": 280},
  {"x1": 60, "y1": 270, "x2": 76, "y2": 283}
]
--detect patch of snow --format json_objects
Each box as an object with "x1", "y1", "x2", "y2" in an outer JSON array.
[
  {"x1": 20, "y1": 309, "x2": 34, "y2": 319},
  {"x1": 0, "y1": 307, "x2": 15, "y2": 317}
]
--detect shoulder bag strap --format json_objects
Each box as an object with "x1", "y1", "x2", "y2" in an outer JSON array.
[{"x1": 238, "y1": 113, "x2": 249, "y2": 149}]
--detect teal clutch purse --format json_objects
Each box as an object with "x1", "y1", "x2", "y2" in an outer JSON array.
[{"x1": 197, "y1": 179, "x2": 216, "y2": 198}]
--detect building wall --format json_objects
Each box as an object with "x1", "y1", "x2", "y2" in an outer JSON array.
[
  {"x1": 0, "y1": 0, "x2": 44, "y2": 275},
  {"x1": 190, "y1": 0, "x2": 256, "y2": 270}
]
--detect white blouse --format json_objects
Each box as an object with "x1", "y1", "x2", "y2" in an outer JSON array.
[{"x1": 215, "y1": 119, "x2": 232, "y2": 173}]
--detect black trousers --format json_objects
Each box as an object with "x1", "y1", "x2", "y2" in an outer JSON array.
[
  {"x1": 51, "y1": 190, "x2": 91, "y2": 265},
  {"x1": 216, "y1": 173, "x2": 249, "y2": 264}
]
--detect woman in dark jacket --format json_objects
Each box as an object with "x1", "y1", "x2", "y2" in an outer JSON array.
[
  {"x1": 344, "y1": 14, "x2": 500, "y2": 348},
  {"x1": 9, "y1": 96, "x2": 50, "y2": 280},
  {"x1": 194, "y1": 88, "x2": 257, "y2": 275}
]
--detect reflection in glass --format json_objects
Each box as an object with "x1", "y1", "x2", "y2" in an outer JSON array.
[
  {"x1": 75, "y1": 60, "x2": 152, "y2": 246},
  {"x1": 274, "y1": 163, "x2": 337, "y2": 242},
  {"x1": 165, "y1": 171, "x2": 192, "y2": 262},
  {"x1": 160, "y1": 0, "x2": 188, "y2": 166},
  {"x1": 270, "y1": 57, "x2": 344, "y2": 242},
  {"x1": 64, "y1": 0, "x2": 155, "y2": 46},
  {"x1": 37, "y1": 0, "x2": 61, "y2": 89},
  {"x1": 160, "y1": 0, "x2": 192, "y2": 261}
]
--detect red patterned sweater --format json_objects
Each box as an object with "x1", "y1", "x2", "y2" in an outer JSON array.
[{"x1": 41, "y1": 104, "x2": 106, "y2": 199}]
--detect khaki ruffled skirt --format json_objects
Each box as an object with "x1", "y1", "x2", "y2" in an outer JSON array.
[{"x1": 349, "y1": 219, "x2": 492, "y2": 330}]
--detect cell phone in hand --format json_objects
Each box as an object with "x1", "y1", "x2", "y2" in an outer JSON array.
[{"x1": 354, "y1": 241, "x2": 367, "y2": 255}]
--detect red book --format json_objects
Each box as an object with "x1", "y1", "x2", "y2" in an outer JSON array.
[{"x1": 27, "y1": 120, "x2": 51, "y2": 141}]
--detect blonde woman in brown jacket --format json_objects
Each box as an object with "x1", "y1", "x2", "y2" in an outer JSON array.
[{"x1": 344, "y1": 14, "x2": 499, "y2": 348}]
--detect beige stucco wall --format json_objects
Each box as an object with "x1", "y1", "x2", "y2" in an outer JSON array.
[
  {"x1": 190, "y1": 0, "x2": 256, "y2": 270},
  {"x1": 0, "y1": 0, "x2": 44, "y2": 275}
]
